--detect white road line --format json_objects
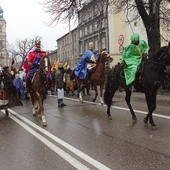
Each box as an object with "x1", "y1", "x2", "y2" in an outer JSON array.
[
  {"x1": 59, "y1": 96, "x2": 170, "y2": 120},
  {"x1": 8, "y1": 113, "x2": 91, "y2": 170},
  {"x1": 8, "y1": 109, "x2": 112, "y2": 170}
]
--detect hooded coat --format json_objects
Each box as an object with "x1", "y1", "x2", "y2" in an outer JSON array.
[{"x1": 122, "y1": 34, "x2": 148, "y2": 85}]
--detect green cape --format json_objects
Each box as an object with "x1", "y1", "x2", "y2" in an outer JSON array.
[{"x1": 122, "y1": 40, "x2": 148, "y2": 85}]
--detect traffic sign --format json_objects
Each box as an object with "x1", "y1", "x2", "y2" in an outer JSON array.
[
  {"x1": 118, "y1": 34, "x2": 124, "y2": 45},
  {"x1": 119, "y1": 45, "x2": 124, "y2": 53}
]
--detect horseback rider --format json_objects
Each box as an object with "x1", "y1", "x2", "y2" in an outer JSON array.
[
  {"x1": 122, "y1": 33, "x2": 148, "y2": 86},
  {"x1": 24, "y1": 41, "x2": 48, "y2": 92},
  {"x1": 74, "y1": 42, "x2": 98, "y2": 80}
]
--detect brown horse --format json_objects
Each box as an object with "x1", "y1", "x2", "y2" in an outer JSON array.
[
  {"x1": 75, "y1": 50, "x2": 113, "y2": 104},
  {"x1": 30, "y1": 55, "x2": 51, "y2": 126}
]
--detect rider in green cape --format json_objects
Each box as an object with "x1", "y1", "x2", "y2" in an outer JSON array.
[{"x1": 122, "y1": 33, "x2": 148, "y2": 86}]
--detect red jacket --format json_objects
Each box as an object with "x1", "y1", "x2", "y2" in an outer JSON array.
[
  {"x1": 23, "y1": 50, "x2": 46, "y2": 75},
  {"x1": 27, "y1": 50, "x2": 46, "y2": 64}
]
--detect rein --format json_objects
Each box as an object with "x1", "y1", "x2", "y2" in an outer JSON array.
[{"x1": 147, "y1": 59, "x2": 167, "y2": 67}]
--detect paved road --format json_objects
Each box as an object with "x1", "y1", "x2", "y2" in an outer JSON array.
[{"x1": 0, "y1": 91, "x2": 169, "y2": 170}]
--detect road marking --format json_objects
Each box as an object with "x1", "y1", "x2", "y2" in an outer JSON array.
[
  {"x1": 8, "y1": 109, "x2": 112, "y2": 170},
  {"x1": 51, "y1": 96, "x2": 170, "y2": 120},
  {"x1": 8, "y1": 113, "x2": 90, "y2": 170}
]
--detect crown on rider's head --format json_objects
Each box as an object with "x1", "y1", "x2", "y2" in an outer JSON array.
[{"x1": 35, "y1": 41, "x2": 41, "y2": 46}]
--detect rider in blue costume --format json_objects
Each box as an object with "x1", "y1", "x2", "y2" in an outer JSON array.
[{"x1": 74, "y1": 42, "x2": 97, "y2": 80}]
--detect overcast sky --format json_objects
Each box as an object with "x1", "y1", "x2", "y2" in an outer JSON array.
[{"x1": 1, "y1": 0, "x2": 76, "y2": 51}]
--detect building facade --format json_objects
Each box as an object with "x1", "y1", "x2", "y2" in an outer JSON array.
[
  {"x1": 57, "y1": 27, "x2": 79, "y2": 68},
  {"x1": 108, "y1": 4, "x2": 147, "y2": 66},
  {"x1": 78, "y1": 0, "x2": 109, "y2": 57},
  {"x1": 0, "y1": 6, "x2": 8, "y2": 67}
]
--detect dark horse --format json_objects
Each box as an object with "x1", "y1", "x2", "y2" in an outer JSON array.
[
  {"x1": 0, "y1": 68, "x2": 23, "y2": 116},
  {"x1": 30, "y1": 55, "x2": 51, "y2": 126},
  {"x1": 104, "y1": 42, "x2": 170, "y2": 126},
  {"x1": 76, "y1": 50, "x2": 113, "y2": 104}
]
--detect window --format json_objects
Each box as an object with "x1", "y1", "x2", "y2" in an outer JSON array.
[
  {"x1": 89, "y1": 25, "x2": 93, "y2": 34},
  {"x1": 101, "y1": 37, "x2": 106, "y2": 49},
  {"x1": 94, "y1": 36, "x2": 98, "y2": 51},
  {"x1": 84, "y1": 27, "x2": 88, "y2": 36},
  {"x1": 102, "y1": 19, "x2": 106, "y2": 28},
  {"x1": 94, "y1": 22, "x2": 98, "y2": 31},
  {"x1": 79, "y1": 29, "x2": 82, "y2": 38},
  {"x1": 80, "y1": 43, "x2": 83, "y2": 54}
]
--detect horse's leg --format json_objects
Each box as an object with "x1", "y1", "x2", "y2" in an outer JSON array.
[
  {"x1": 105, "y1": 87, "x2": 118, "y2": 119},
  {"x1": 125, "y1": 89, "x2": 137, "y2": 121},
  {"x1": 78, "y1": 81, "x2": 84, "y2": 103},
  {"x1": 4, "y1": 106, "x2": 9, "y2": 116},
  {"x1": 144, "y1": 90, "x2": 156, "y2": 126},
  {"x1": 36, "y1": 92, "x2": 47, "y2": 126},
  {"x1": 99, "y1": 83, "x2": 104, "y2": 105},
  {"x1": 92, "y1": 82, "x2": 98, "y2": 102},
  {"x1": 30, "y1": 91, "x2": 36, "y2": 116}
]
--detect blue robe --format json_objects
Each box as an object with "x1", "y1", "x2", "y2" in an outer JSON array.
[{"x1": 74, "y1": 50, "x2": 96, "y2": 79}]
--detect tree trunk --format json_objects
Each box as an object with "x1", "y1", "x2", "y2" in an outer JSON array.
[
  {"x1": 147, "y1": 0, "x2": 161, "y2": 55},
  {"x1": 135, "y1": 0, "x2": 161, "y2": 55}
]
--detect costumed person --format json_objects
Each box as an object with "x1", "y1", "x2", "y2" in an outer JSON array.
[
  {"x1": 55, "y1": 63, "x2": 66, "y2": 108},
  {"x1": 74, "y1": 42, "x2": 97, "y2": 95},
  {"x1": 13, "y1": 73, "x2": 25, "y2": 99},
  {"x1": 122, "y1": 33, "x2": 148, "y2": 87},
  {"x1": 0, "y1": 66, "x2": 23, "y2": 106},
  {"x1": 74, "y1": 42, "x2": 97, "y2": 80},
  {"x1": 23, "y1": 41, "x2": 48, "y2": 92}
]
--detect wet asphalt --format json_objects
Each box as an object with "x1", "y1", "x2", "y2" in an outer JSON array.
[{"x1": 0, "y1": 91, "x2": 169, "y2": 170}]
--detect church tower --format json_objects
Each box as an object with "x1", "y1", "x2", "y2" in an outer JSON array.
[{"x1": 0, "y1": 5, "x2": 8, "y2": 67}]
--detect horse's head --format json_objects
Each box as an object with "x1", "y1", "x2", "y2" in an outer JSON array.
[
  {"x1": 98, "y1": 49, "x2": 113, "y2": 63},
  {"x1": 40, "y1": 52, "x2": 50, "y2": 72}
]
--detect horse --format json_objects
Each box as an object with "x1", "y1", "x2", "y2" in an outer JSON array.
[
  {"x1": 75, "y1": 50, "x2": 113, "y2": 104},
  {"x1": 30, "y1": 55, "x2": 51, "y2": 126},
  {"x1": 0, "y1": 69, "x2": 23, "y2": 116},
  {"x1": 104, "y1": 42, "x2": 170, "y2": 127}
]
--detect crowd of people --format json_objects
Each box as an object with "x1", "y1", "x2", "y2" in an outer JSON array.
[{"x1": 1, "y1": 33, "x2": 170, "y2": 110}]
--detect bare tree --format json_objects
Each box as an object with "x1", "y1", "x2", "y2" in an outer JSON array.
[
  {"x1": 8, "y1": 36, "x2": 41, "y2": 69},
  {"x1": 42, "y1": 0, "x2": 170, "y2": 54}
]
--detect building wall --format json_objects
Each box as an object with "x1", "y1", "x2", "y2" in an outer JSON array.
[
  {"x1": 57, "y1": 27, "x2": 79, "y2": 68},
  {"x1": 108, "y1": 5, "x2": 148, "y2": 67},
  {"x1": 78, "y1": 0, "x2": 109, "y2": 58},
  {"x1": 0, "y1": 7, "x2": 8, "y2": 67}
]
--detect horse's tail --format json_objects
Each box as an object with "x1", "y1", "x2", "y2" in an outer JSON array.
[{"x1": 104, "y1": 64, "x2": 121, "y2": 105}]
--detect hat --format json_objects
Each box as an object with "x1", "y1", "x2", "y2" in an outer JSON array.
[
  {"x1": 35, "y1": 41, "x2": 41, "y2": 47},
  {"x1": 130, "y1": 33, "x2": 140, "y2": 42},
  {"x1": 58, "y1": 63, "x2": 63, "y2": 69}
]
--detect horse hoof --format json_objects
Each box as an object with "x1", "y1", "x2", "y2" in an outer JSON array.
[
  {"x1": 107, "y1": 115, "x2": 112, "y2": 120},
  {"x1": 5, "y1": 111, "x2": 9, "y2": 116},
  {"x1": 42, "y1": 121, "x2": 47, "y2": 126},
  {"x1": 42, "y1": 116, "x2": 47, "y2": 126},
  {"x1": 143, "y1": 118, "x2": 148, "y2": 124},
  {"x1": 151, "y1": 125, "x2": 156, "y2": 130},
  {"x1": 132, "y1": 116, "x2": 137, "y2": 122},
  {"x1": 150, "y1": 122, "x2": 156, "y2": 127},
  {"x1": 79, "y1": 99, "x2": 83, "y2": 103}
]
